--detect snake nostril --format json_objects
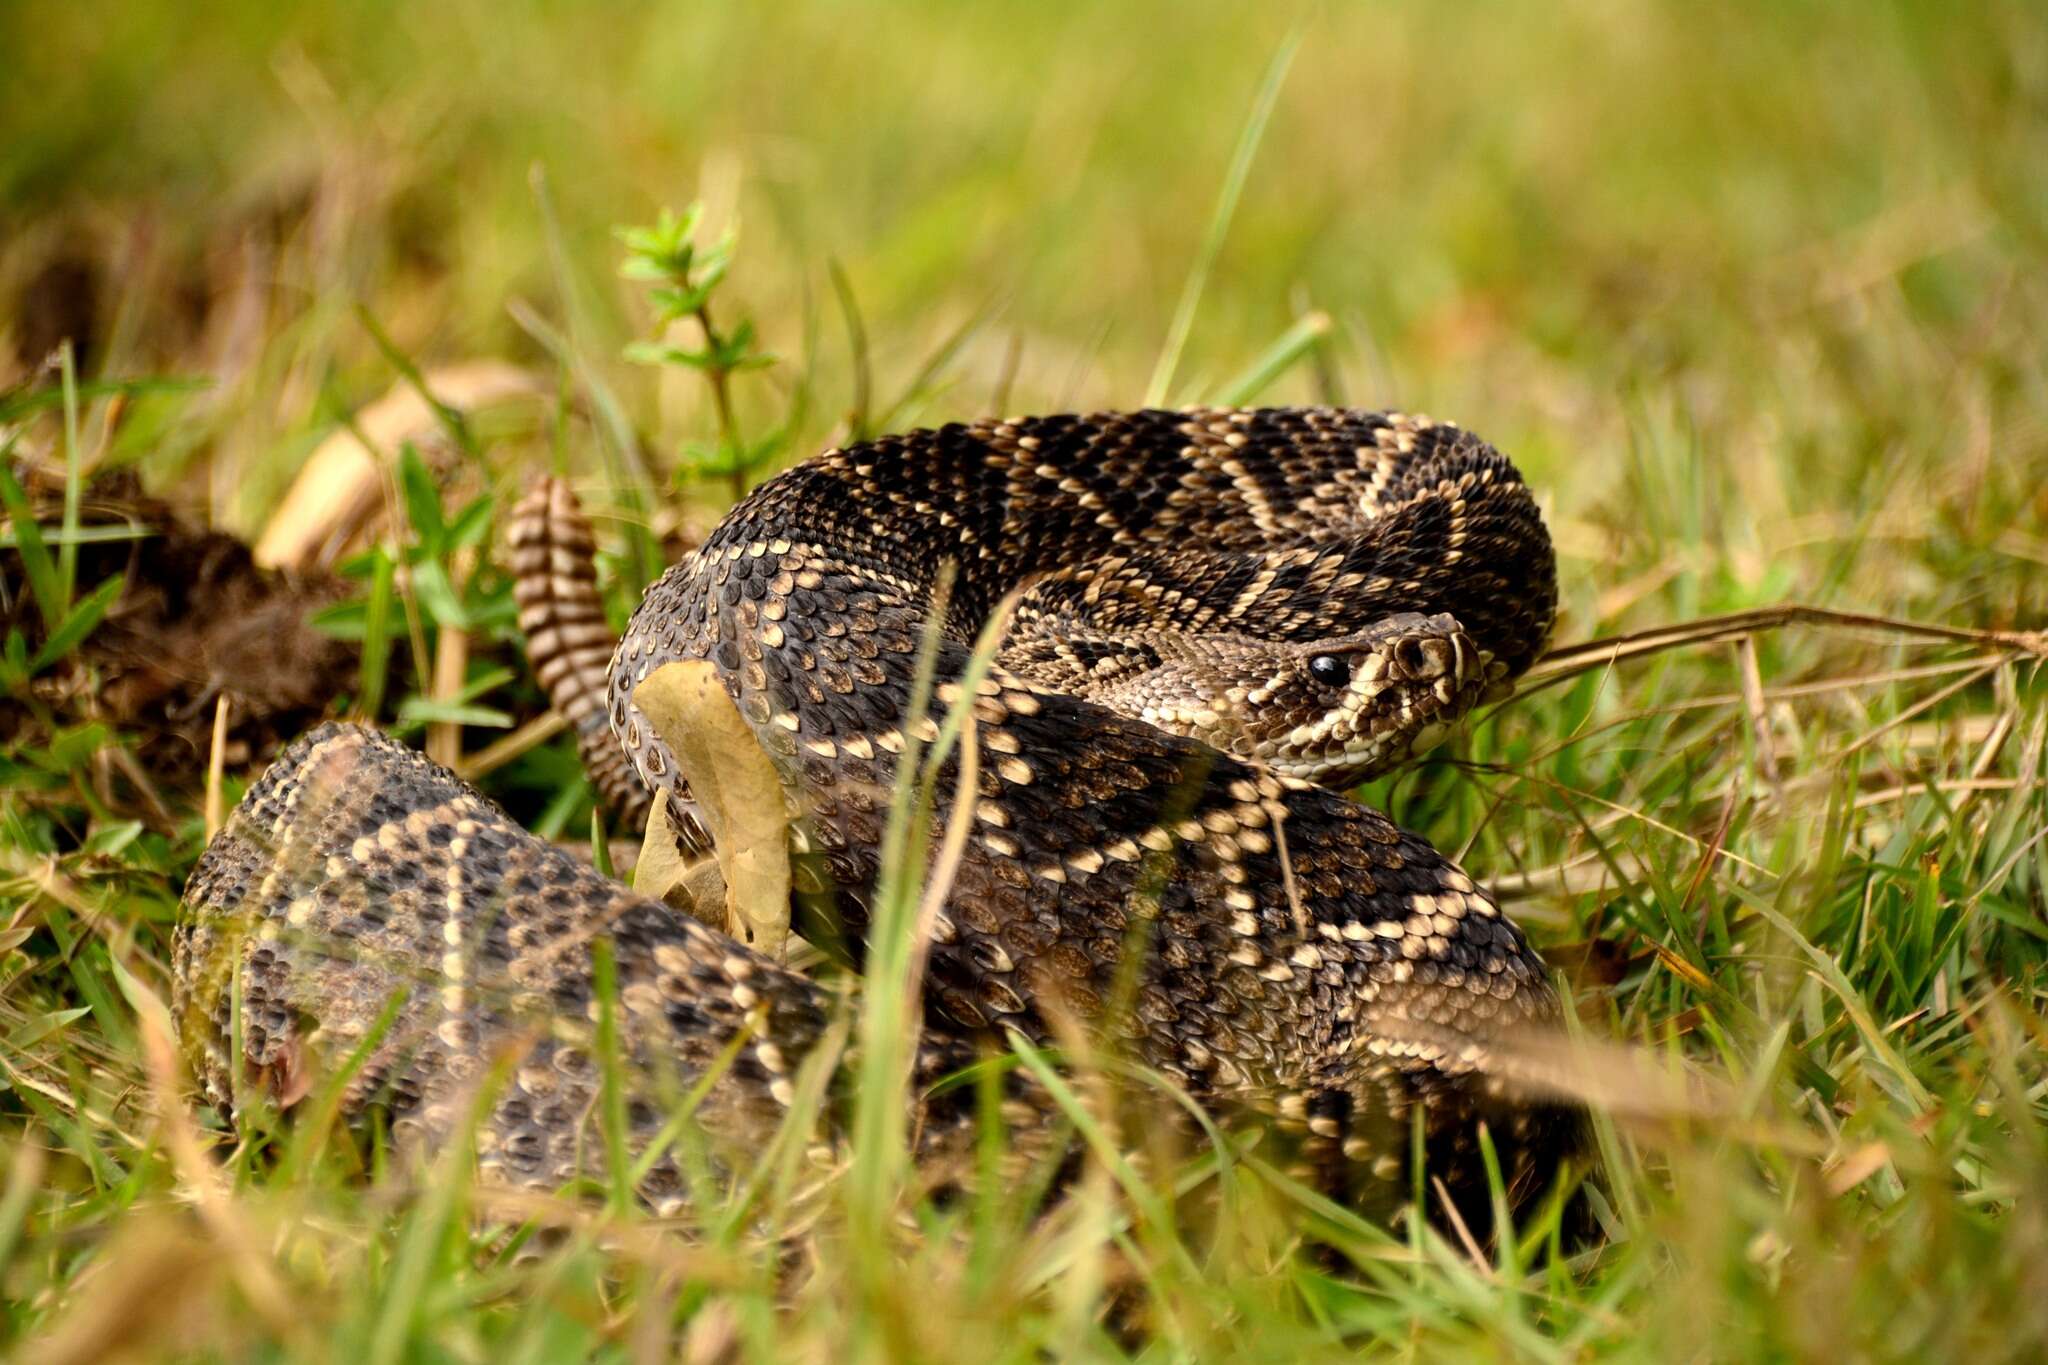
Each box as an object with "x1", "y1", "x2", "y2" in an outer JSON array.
[{"x1": 1392, "y1": 637, "x2": 1442, "y2": 679}]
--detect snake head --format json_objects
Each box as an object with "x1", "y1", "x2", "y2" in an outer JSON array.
[{"x1": 1119, "y1": 612, "x2": 1494, "y2": 788}]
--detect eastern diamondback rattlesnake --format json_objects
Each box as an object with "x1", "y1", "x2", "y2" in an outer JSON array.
[{"x1": 177, "y1": 406, "x2": 1580, "y2": 1227}]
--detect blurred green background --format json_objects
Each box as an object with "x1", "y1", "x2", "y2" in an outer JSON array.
[{"x1": 6, "y1": 0, "x2": 2044, "y2": 544}]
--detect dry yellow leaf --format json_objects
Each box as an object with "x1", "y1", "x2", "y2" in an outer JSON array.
[
  {"x1": 253, "y1": 360, "x2": 542, "y2": 571},
  {"x1": 631, "y1": 800, "x2": 732, "y2": 926},
  {"x1": 631, "y1": 660, "x2": 793, "y2": 957}
]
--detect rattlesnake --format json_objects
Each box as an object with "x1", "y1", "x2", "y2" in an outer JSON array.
[{"x1": 177, "y1": 406, "x2": 1580, "y2": 1226}]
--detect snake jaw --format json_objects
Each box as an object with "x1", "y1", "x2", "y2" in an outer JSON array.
[{"x1": 664, "y1": 791, "x2": 716, "y2": 861}]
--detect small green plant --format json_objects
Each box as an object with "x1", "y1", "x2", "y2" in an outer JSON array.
[{"x1": 617, "y1": 203, "x2": 785, "y2": 500}]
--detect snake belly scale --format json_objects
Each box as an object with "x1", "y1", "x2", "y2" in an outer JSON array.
[{"x1": 177, "y1": 405, "x2": 1579, "y2": 1223}]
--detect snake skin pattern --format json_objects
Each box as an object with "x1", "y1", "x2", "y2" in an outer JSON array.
[
  {"x1": 178, "y1": 405, "x2": 1579, "y2": 1226},
  {"x1": 175, "y1": 724, "x2": 1038, "y2": 1207},
  {"x1": 508, "y1": 477, "x2": 654, "y2": 829}
]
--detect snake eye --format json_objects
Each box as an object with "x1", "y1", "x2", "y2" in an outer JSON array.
[{"x1": 1307, "y1": 654, "x2": 1350, "y2": 688}]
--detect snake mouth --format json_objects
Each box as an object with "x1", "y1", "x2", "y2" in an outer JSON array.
[{"x1": 1383, "y1": 622, "x2": 1490, "y2": 746}]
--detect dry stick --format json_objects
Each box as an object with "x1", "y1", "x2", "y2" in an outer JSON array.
[
  {"x1": 428, "y1": 618, "x2": 468, "y2": 771},
  {"x1": 1735, "y1": 635, "x2": 1780, "y2": 788},
  {"x1": 1519, "y1": 604, "x2": 2046, "y2": 694},
  {"x1": 204, "y1": 695, "x2": 231, "y2": 842},
  {"x1": 426, "y1": 546, "x2": 475, "y2": 770},
  {"x1": 1430, "y1": 1172, "x2": 1493, "y2": 1276},
  {"x1": 1271, "y1": 809, "x2": 1310, "y2": 939},
  {"x1": 455, "y1": 710, "x2": 569, "y2": 782}
]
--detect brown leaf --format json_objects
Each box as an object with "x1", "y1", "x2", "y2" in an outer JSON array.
[
  {"x1": 631, "y1": 660, "x2": 793, "y2": 957},
  {"x1": 253, "y1": 359, "x2": 542, "y2": 571},
  {"x1": 1823, "y1": 1140, "x2": 1893, "y2": 1196}
]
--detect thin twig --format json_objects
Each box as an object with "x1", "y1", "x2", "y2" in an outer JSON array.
[
  {"x1": 204, "y1": 695, "x2": 231, "y2": 842},
  {"x1": 1521, "y1": 604, "x2": 2046, "y2": 694},
  {"x1": 455, "y1": 710, "x2": 569, "y2": 782},
  {"x1": 1735, "y1": 635, "x2": 1780, "y2": 788}
]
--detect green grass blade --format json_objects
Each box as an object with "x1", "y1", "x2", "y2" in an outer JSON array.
[
  {"x1": 29, "y1": 572, "x2": 122, "y2": 673},
  {"x1": 591, "y1": 936, "x2": 633, "y2": 1216},
  {"x1": 1213, "y1": 310, "x2": 1332, "y2": 406},
  {"x1": 56, "y1": 342, "x2": 82, "y2": 606},
  {"x1": 356, "y1": 548, "x2": 397, "y2": 721},
  {"x1": 1144, "y1": 30, "x2": 1302, "y2": 407},
  {"x1": 0, "y1": 448, "x2": 65, "y2": 633},
  {"x1": 827, "y1": 258, "x2": 873, "y2": 442},
  {"x1": 355, "y1": 305, "x2": 481, "y2": 462}
]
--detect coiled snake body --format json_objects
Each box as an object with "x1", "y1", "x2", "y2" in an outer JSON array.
[{"x1": 176, "y1": 407, "x2": 1578, "y2": 1224}]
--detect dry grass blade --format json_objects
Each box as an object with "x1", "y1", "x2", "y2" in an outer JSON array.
[
  {"x1": 203, "y1": 694, "x2": 230, "y2": 841},
  {"x1": 119, "y1": 966, "x2": 305, "y2": 1347},
  {"x1": 1823, "y1": 657, "x2": 2005, "y2": 766},
  {"x1": 910, "y1": 708, "x2": 979, "y2": 991},
  {"x1": 1502, "y1": 768, "x2": 1777, "y2": 879},
  {"x1": 1521, "y1": 604, "x2": 2047, "y2": 695},
  {"x1": 16, "y1": 1213, "x2": 222, "y2": 1365},
  {"x1": 453, "y1": 709, "x2": 568, "y2": 781},
  {"x1": 1735, "y1": 634, "x2": 1779, "y2": 788}
]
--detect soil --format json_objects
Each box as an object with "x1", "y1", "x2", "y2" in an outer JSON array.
[{"x1": 4, "y1": 467, "x2": 360, "y2": 795}]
